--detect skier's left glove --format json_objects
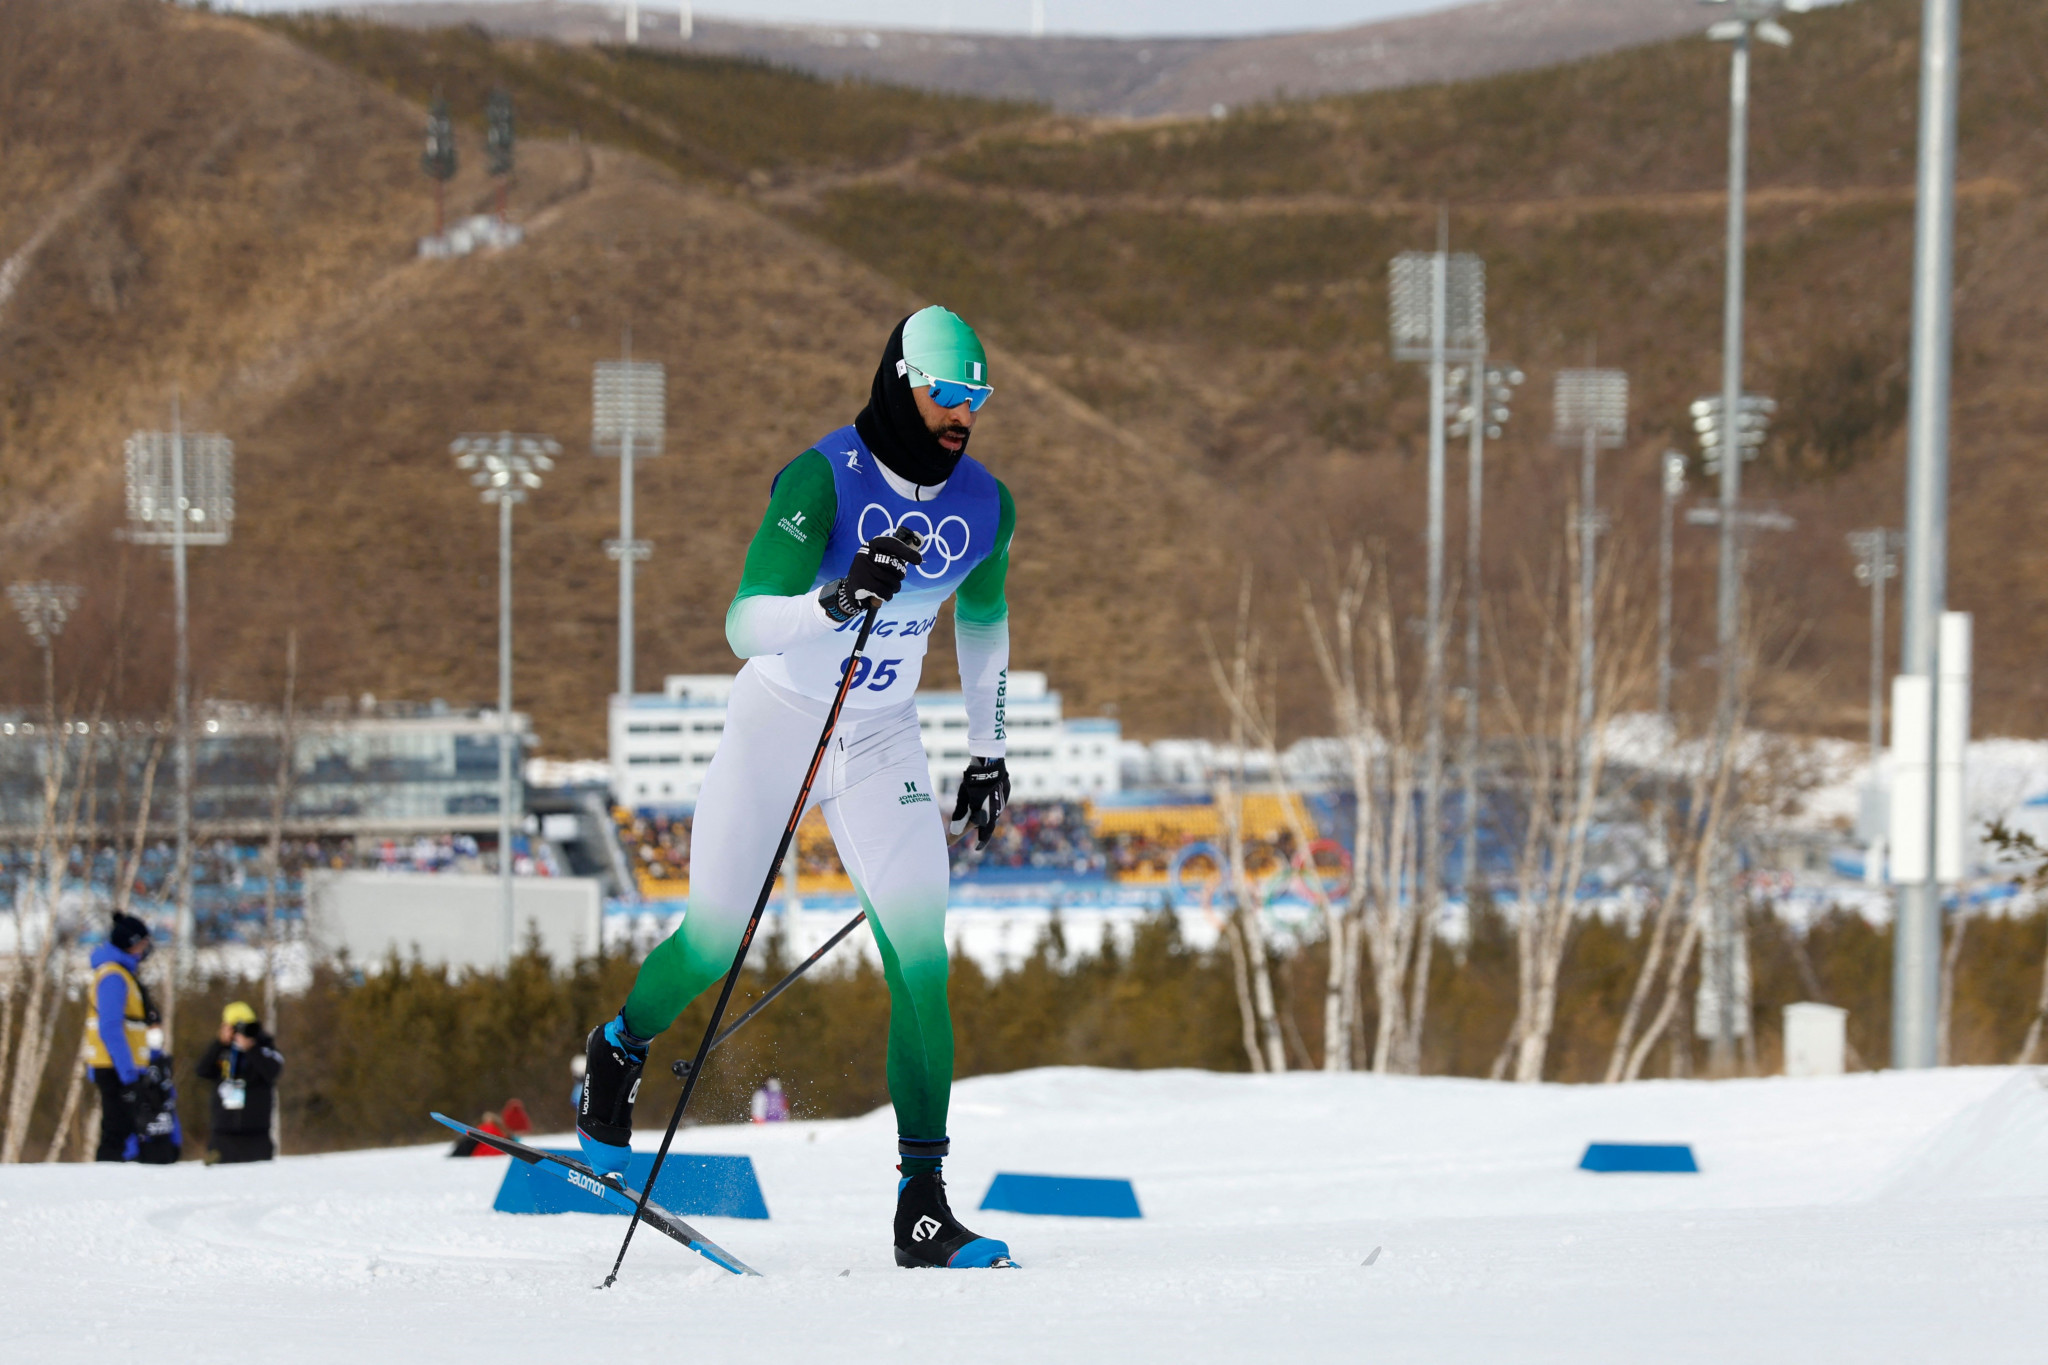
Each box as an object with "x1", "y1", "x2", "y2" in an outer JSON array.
[{"x1": 948, "y1": 757, "x2": 1010, "y2": 848}]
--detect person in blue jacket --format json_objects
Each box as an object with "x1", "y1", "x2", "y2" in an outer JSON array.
[{"x1": 86, "y1": 912, "x2": 181, "y2": 1163}]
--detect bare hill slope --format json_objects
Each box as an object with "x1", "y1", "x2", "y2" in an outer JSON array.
[
  {"x1": 0, "y1": 0, "x2": 1218, "y2": 751},
  {"x1": 5, "y1": 0, "x2": 2047, "y2": 758}
]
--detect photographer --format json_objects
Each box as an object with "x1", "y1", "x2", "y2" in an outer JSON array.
[{"x1": 196, "y1": 1001, "x2": 283, "y2": 1164}]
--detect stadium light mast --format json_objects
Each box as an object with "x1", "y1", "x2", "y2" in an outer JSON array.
[
  {"x1": 1448, "y1": 359, "x2": 1524, "y2": 893},
  {"x1": 1654, "y1": 451, "x2": 1686, "y2": 866},
  {"x1": 486, "y1": 88, "x2": 515, "y2": 225},
  {"x1": 8, "y1": 582, "x2": 83, "y2": 729},
  {"x1": 453, "y1": 432, "x2": 558, "y2": 969},
  {"x1": 1552, "y1": 368, "x2": 1628, "y2": 744},
  {"x1": 9, "y1": 581, "x2": 85, "y2": 886},
  {"x1": 593, "y1": 339, "x2": 667, "y2": 699},
  {"x1": 1704, "y1": 0, "x2": 1803, "y2": 737},
  {"x1": 1685, "y1": 395, "x2": 1791, "y2": 1072},
  {"x1": 1890, "y1": 0, "x2": 1963, "y2": 1071},
  {"x1": 123, "y1": 402, "x2": 234, "y2": 1034},
  {"x1": 422, "y1": 91, "x2": 457, "y2": 238},
  {"x1": 1391, "y1": 228, "x2": 1484, "y2": 1049}
]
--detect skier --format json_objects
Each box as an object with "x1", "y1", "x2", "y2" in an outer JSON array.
[{"x1": 578, "y1": 306, "x2": 1017, "y2": 1269}]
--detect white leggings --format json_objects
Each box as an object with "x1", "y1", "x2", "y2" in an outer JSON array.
[{"x1": 622, "y1": 664, "x2": 957, "y2": 1140}]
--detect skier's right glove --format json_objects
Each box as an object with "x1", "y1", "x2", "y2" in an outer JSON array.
[{"x1": 819, "y1": 529, "x2": 925, "y2": 623}]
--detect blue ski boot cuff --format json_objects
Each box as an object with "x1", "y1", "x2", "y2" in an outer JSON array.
[{"x1": 604, "y1": 1014, "x2": 652, "y2": 1057}]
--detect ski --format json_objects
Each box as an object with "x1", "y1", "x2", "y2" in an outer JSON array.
[{"x1": 428, "y1": 1113, "x2": 763, "y2": 1277}]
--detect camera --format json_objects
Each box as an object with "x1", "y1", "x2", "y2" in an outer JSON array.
[{"x1": 234, "y1": 1019, "x2": 262, "y2": 1040}]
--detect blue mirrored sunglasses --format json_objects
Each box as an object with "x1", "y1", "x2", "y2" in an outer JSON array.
[{"x1": 905, "y1": 363, "x2": 994, "y2": 412}]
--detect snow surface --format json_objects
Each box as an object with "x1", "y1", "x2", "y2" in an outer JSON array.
[{"x1": 7, "y1": 1065, "x2": 2048, "y2": 1363}]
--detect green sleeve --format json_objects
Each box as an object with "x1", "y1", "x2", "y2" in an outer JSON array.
[
  {"x1": 954, "y1": 480, "x2": 1014, "y2": 625},
  {"x1": 730, "y1": 450, "x2": 837, "y2": 605}
]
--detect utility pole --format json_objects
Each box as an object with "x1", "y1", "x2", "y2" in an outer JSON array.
[
  {"x1": 1701, "y1": 0, "x2": 1801, "y2": 1076},
  {"x1": 122, "y1": 407, "x2": 233, "y2": 1042},
  {"x1": 1893, "y1": 0, "x2": 1961, "y2": 1071},
  {"x1": 1390, "y1": 229, "x2": 1484, "y2": 1069},
  {"x1": 453, "y1": 432, "x2": 558, "y2": 968},
  {"x1": 593, "y1": 341, "x2": 667, "y2": 700},
  {"x1": 1449, "y1": 361, "x2": 1524, "y2": 893},
  {"x1": 1849, "y1": 529, "x2": 1902, "y2": 883}
]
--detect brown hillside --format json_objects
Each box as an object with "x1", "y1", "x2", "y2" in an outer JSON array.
[
  {"x1": 0, "y1": 0, "x2": 1217, "y2": 752},
  {"x1": 4, "y1": 0, "x2": 2047, "y2": 760}
]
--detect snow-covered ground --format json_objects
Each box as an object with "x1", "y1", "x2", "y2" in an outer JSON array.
[{"x1": 7, "y1": 1066, "x2": 2048, "y2": 1362}]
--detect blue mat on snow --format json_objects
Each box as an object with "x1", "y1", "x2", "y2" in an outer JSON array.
[
  {"x1": 1578, "y1": 1142, "x2": 1699, "y2": 1174},
  {"x1": 493, "y1": 1150, "x2": 769, "y2": 1218},
  {"x1": 979, "y1": 1172, "x2": 1142, "y2": 1218}
]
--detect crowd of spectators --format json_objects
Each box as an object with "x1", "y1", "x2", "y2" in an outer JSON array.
[
  {"x1": 950, "y1": 801, "x2": 1102, "y2": 878},
  {"x1": 618, "y1": 801, "x2": 1114, "y2": 889},
  {"x1": 619, "y1": 810, "x2": 689, "y2": 888}
]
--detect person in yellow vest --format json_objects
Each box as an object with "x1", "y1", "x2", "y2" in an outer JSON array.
[
  {"x1": 196, "y1": 1001, "x2": 283, "y2": 1164},
  {"x1": 87, "y1": 912, "x2": 181, "y2": 1163}
]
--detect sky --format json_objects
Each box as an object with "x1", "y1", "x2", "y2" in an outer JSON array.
[{"x1": 272, "y1": 0, "x2": 1485, "y2": 38}]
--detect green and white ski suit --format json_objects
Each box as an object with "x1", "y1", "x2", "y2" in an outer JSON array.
[{"x1": 622, "y1": 424, "x2": 1014, "y2": 1164}]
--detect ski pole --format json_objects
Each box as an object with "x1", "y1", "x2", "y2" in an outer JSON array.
[
  {"x1": 670, "y1": 909, "x2": 868, "y2": 1081},
  {"x1": 602, "y1": 529, "x2": 917, "y2": 1288}
]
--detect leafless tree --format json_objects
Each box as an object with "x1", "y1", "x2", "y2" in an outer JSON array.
[
  {"x1": 1487, "y1": 524, "x2": 1654, "y2": 1084},
  {"x1": 3, "y1": 698, "x2": 104, "y2": 1162},
  {"x1": 1203, "y1": 578, "x2": 1287, "y2": 1073},
  {"x1": 1298, "y1": 545, "x2": 1427, "y2": 1073}
]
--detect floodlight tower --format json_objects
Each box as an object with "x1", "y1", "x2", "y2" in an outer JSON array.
[
  {"x1": 9, "y1": 582, "x2": 84, "y2": 863},
  {"x1": 1390, "y1": 236, "x2": 1485, "y2": 979},
  {"x1": 1447, "y1": 360, "x2": 1524, "y2": 893},
  {"x1": 422, "y1": 92, "x2": 458, "y2": 237},
  {"x1": 593, "y1": 341, "x2": 667, "y2": 699},
  {"x1": 486, "y1": 89, "x2": 515, "y2": 224},
  {"x1": 1551, "y1": 369, "x2": 1628, "y2": 745},
  {"x1": 453, "y1": 432, "x2": 559, "y2": 969},
  {"x1": 7, "y1": 582, "x2": 84, "y2": 728},
  {"x1": 1702, "y1": 0, "x2": 1803, "y2": 749},
  {"x1": 123, "y1": 405, "x2": 234, "y2": 1021},
  {"x1": 1684, "y1": 393, "x2": 1791, "y2": 1071},
  {"x1": 1654, "y1": 451, "x2": 1686, "y2": 865}
]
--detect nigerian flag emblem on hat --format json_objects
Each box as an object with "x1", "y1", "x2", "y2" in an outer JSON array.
[{"x1": 902, "y1": 306, "x2": 988, "y2": 387}]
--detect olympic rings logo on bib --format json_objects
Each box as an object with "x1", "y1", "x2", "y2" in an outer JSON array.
[{"x1": 858, "y1": 503, "x2": 970, "y2": 579}]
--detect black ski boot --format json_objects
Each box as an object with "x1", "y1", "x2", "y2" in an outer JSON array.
[
  {"x1": 894, "y1": 1171, "x2": 1015, "y2": 1268},
  {"x1": 577, "y1": 1013, "x2": 648, "y2": 1176}
]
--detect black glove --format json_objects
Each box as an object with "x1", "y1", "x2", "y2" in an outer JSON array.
[
  {"x1": 820, "y1": 529, "x2": 924, "y2": 623},
  {"x1": 948, "y1": 756, "x2": 1010, "y2": 848},
  {"x1": 121, "y1": 1074, "x2": 164, "y2": 1130}
]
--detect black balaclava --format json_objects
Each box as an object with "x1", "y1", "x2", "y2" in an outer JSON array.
[{"x1": 854, "y1": 315, "x2": 967, "y2": 490}]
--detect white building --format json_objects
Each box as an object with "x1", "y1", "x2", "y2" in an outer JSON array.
[{"x1": 609, "y1": 671, "x2": 1120, "y2": 809}]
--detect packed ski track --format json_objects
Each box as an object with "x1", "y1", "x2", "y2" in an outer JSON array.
[{"x1": 7, "y1": 1066, "x2": 2048, "y2": 1363}]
